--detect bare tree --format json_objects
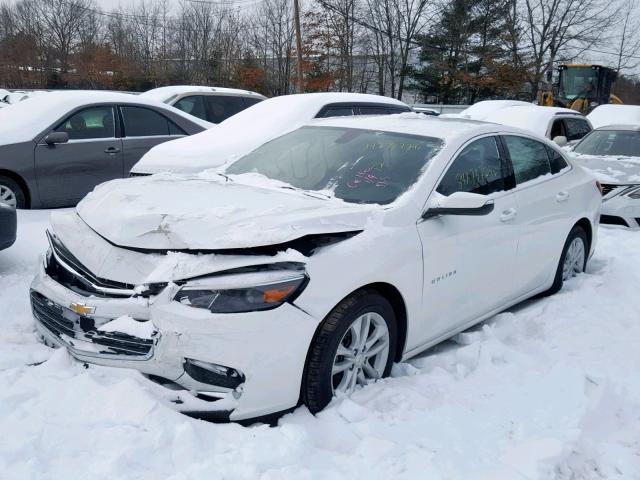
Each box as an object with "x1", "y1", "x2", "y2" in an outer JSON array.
[{"x1": 613, "y1": 0, "x2": 640, "y2": 74}]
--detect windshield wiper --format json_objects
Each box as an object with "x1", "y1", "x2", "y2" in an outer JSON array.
[{"x1": 279, "y1": 185, "x2": 332, "y2": 200}]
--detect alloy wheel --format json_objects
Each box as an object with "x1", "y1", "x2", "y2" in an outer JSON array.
[
  {"x1": 331, "y1": 311, "x2": 390, "y2": 395},
  {"x1": 0, "y1": 185, "x2": 17, "y2": 208},
  {"x1": 562, "y1": 237, "x2": 585, "y2": 281}
]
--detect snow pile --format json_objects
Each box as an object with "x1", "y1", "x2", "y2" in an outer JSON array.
[{"x1": 0, "y1": 211, "x2": 639, "y2": 478}]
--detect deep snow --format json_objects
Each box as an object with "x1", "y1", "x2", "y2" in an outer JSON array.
[{"x1": 0, "y1": 210, "x2": 639, "y2": 479}]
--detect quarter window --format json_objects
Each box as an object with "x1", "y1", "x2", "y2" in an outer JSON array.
[
  {"x1": 121, "y1": 106, "x2": 183, "y2": 137},
  {"x1": 54, "y1": 106, "x2": 114, "y2": 140},
  {"x1": 436, "y1": 137, "x2": 506, "y2": 196},
  {"x1": 503, "y1": 135, "x2": 551, "y2": 184},
  {"x1": 546, "y1": 146, "x2": 569, "y2": 174}
]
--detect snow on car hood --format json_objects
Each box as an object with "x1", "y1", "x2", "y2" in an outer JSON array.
[
  {"x1": 76, "y1": 173, "x2": 379, "y2": 251},
  {"x1": 570, "y1": 153, "x2": 640, "y2": 184}
]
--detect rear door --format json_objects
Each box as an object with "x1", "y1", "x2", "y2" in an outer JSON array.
[
  {"x1": 119, "y1": 105, "x2": 186, "y2": 174},
  {"x1": 34, "y1": 105, "x2": 122, "y2": 207},
  {"x1": 417, "y1": 135, "x2": 519, "y2": 339},
  {"x1": 502, "y1": 135, "x2": 573, "y2": 294}
]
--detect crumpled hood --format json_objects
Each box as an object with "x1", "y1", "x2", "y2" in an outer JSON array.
[
  {"x1": 76, "y1": 173, "x2": 378, "y2": 251},
  {"x1": 570, "y1": 153, "x2": 640, "y2": 184}
]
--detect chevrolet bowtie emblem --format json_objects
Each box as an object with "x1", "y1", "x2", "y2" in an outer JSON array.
[{"x1": 69, "y1": 302, "x2": 96, "y2": 315}]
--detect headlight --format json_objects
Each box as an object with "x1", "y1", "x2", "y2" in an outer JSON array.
[
  {"x1": 174, "y1": 272, "x2": 307, "y2": 313},
  {"x1": 627, "y1": 186, "x2": 640, "y2": 199}
]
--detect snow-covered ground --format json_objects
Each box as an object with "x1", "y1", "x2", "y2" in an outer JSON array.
[{"x1": 0, "y1": 210, "x2": 639, "y2": 479}]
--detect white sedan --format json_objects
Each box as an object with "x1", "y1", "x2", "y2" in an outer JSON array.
[
  {"x1": 30, "y1": 115, "x2": 601, "y2": 421},
  {"x1": 570, "y1": 124, "x2": 640, "y2": 229}
]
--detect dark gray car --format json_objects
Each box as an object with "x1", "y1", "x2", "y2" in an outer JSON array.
[{"x1": 0, "y1": 91, "x2": 210, "y2": 208}]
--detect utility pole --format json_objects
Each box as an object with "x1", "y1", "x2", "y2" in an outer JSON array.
[{"x1": 293, "y1": 0, "x2": 304, "y2": 93}]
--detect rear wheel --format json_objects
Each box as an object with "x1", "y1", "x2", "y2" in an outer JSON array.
[
  {"x1": 544, "y1": 225, "x2": 588, "y2": 296},
  {"x1": 0, "y1": 176, "x2": 26, "y2": 209},
  {"x1": 302, "y1": 290, "x2": 397, "y2": 413}
]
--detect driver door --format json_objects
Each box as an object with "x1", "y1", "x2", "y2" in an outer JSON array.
[
  {"x1": 415, "y1": 136, "x2": 520, "y2": 341},
  {"x1": 34, "y1": 105, "x2": 122, "y2": 207}
]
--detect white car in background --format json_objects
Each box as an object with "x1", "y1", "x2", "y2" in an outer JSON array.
[
  {"x1": 131, "y1": 92, "x2": 412, "y2": 175},
  {"x1": 31, "y1": 114, "x2": 601, "y2": 421},
  {"x1": 140, "y1": 86, "x2": 266, "y2": 124},
  {"x1": 587, "y1": 104, "x2": 640, "y2": 129},
  {"x1": 484, "y1": 105, "x2": 592, "y2": 146},
  {"x1": 570, "y1": 124, "x2": 640, "y2": 229}
]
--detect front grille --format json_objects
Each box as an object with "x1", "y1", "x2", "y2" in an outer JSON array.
[
  {"x1": 600, "y1": 184, "x2": 617, "y2": 197},
  {"x1": 46, "y1": 231, "x2": 166, "y2": 298},
  {"x1": 600, "y1": 215, "x2": 629, "y2": 227},
  {"x1": 31, "y1": 291, "x2": 154, "y2": 357}
]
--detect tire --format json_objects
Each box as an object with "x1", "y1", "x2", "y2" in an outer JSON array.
[
  {"x1": 302, "y1": 290, "x2": 397, "y2": 414},
  {"x1": 544, "y1": 225, "x2": 588, "y2": 296},
  {"x1": 0, "y1": 176, "x2": 26, "y2": 209}
]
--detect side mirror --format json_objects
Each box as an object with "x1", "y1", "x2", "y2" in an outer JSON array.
[
  {"x1": 422, "y1": 192, "x2": 494, "y2": 220},
  {"x1": 44, "y1": 132, "x2": 69, "y2": 145},
  {"x1": 552, "y1": 135, "x2": 568, "y2": 147}
]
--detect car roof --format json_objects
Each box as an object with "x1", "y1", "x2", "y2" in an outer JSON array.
[
  {"x1": 594, "y1": 124, "x2": 640, "y2": 132},
  {"x1": 459, "y1": 100, "x2": 532, "y2": 120},
  {"x1": 0, "y1": 90, "x2": 210, "y2": 145},
  {"x1": 140, "y1": 85, "x2": 267, "y2": 102},
  {"x1": 484, "y1": 105, "x2": 587, "y2": 137},
  {"x1": 303, "y1": 112, "x2": 532, "y2": 143},
  {"x1": 588, "y1": 105, "x2": 640, "y2": 129}
]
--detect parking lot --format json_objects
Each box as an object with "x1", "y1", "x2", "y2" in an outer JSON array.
[{"x1": 0, "y1": 209, "x2": 638, "y2": 479}]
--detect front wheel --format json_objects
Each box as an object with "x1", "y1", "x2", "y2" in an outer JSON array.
[
  {"x1": 544, "y1": 225, "x2": 588, "y2": 296},
  {"x1": 302, "y1": 290, "x2": 397, "y2": 414}
]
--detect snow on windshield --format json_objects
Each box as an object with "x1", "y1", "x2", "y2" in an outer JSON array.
[{"x1": 226, "y1": 126, "x2": 444, "y2": 205}]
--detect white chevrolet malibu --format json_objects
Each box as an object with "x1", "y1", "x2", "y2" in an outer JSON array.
[{"x1": 31, "y1": 115, "x2": 601, "y2": 421}]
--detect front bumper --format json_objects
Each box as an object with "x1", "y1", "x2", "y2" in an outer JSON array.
[
  {"x1": 30, "y1": 262, "x2": 319, "y2": 421},
  {"x1": 600, "y1": 194, "x2": 640, "y2": 230}
]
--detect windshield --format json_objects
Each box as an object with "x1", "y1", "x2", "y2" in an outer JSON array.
[
  {"x1": 574, "y1": 130, "x2": 640, "y2": 157},
  {"x1": 226, "y1": 126, "x2": 443, "y2": 205},
  {"x1": 559, "y1": 67, "x2": 598, "y2": 100}
]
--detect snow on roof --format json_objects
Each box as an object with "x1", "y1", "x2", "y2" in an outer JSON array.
[
  {"x1": 0, "y1": 90, "x2": 210, "y2": 145},
  {"x1": 140, "y1": 85, "x2": 267, "y2": 103},
  {"x1": 458, "y1": 100, "x2": 532, "y2": 120},
  {"x1": 588, "y1": 105, "x2": 640, "y2": 129},
  {"x1": 483, "y1": 105, "x2": 586, "y2": 138},
  {"x1": 131, "y1": 92, "x2": 409, "y2": 174}
]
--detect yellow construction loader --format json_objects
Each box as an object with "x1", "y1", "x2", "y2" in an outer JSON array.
[{"x1": 539, "y1": 64, "x2": 623, "y2": 114}]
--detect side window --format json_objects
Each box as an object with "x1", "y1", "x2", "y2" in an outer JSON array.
[
  {"x1": 54, "y1": 106, "x2": 114, "y2": 140},
  {"x1": 174, "y1": 95, "x2": 207, "y2": 120},
  {"x1": 120, "y1": 106, "x2": 175, "y2": 137},
  {"x1": 504, "y1": 135, "x2": 551, "y2": 184},
  {"x1": 320, "y1": 106, "x2": 354, "y2": 118},
  {"x1": 205, "y1": 96, "x2": 247, "y2": 123},
  {"x1": 358, "y1": 106, "x2": 390, "y2": 115},
  {"x1": 564, "y1": 118, "x2": 592, "y2": 141},
  {"x1": 546, "y1": 146, "x2": 569, "y2": 174},
  {"x1": 550, "y1": 119, "x2": 566, "y2": 140},
  {"x1": 436, "y1": 136, "x2": 506, "y2": 196}
]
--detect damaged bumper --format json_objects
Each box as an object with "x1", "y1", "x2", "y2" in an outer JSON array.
[{"x1": 30, "y1": 261, "x2": 319, "y2": 421}]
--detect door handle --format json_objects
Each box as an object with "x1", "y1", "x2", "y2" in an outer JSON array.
[
  {"x1": 556, "y1": 191, "x2": 570, "y2": 202},
  {"x1": 500, "y1": 208, "x2": 517, "y2": 222},
  {"x1": 104, "y1": 146, "x2": 121, "y2": 154}
]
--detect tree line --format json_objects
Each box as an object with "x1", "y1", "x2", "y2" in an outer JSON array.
[{"x1": 0, "y1": 0, "x2": 639, "y2": 104}]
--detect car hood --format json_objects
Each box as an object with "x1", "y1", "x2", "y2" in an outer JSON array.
[
  {"x1": 76, "y1": 173, "x2": 378, "y2": 251},
  {"x1": 570, "y1": 153, "x2": 640, "y2": 184}
]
